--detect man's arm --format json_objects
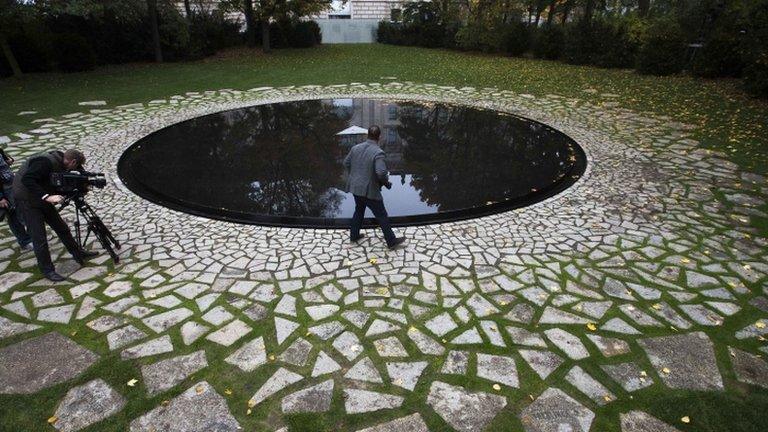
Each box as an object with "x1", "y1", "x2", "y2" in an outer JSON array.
[
  {"x1": 343, "y1": 150, "x2": 352, "y2": 172},
  {"x1": 21, "y1": 157, "x2": 53, "y2": 201},
  {"x1": 374, "y1": 153, "x2": 390, "y2": 187}
]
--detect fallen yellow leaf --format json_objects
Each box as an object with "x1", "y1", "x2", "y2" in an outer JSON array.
[
  {"x1": 662, "y1": 367, "x2": 671, "y2": 374},
  {"x1": 369, "y1": 258, "x2": 378, "y2": 265},
  {"x1": 127, "y1": 379, "x2": 138, "y2": 387},
  {"x1": 681, "y1": 416, "x2": 691, "y2": 424},
  {"x1": 224, "y1": 389, "x2": 233, "y2": 395},
  {"x1": 492, "y1": 383, "x2": 501, "y2": 391},
  {"x1": 756, "y1": 321, "x2": 766, "y2": 329},
  {"x1": 586, "y1": 323, "x2": 597, "y2": 331},
  {"x1": 47, "y1": 416, "x2": 58, "y2": 425},
  {"x1": 247, "y1": 399, "x2": 256, "y2": 408},
  {"x1": 195, "y1": 385, "x2": 204, "y2": 394}
]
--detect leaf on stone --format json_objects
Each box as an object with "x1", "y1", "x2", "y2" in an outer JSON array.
[
  {"x1": 369, "y1": 258, "x2": 378, "y2": 265},
  {"x1": 662, "y1": 367, "x2": 671, "y2": 374},
  {"x1": 195, "y1": 385, "x2": 205, "y2": 394},
  {"x1": 756, "y1": 321, "x2": 766, "y2": 329},
  {"x1": 47, "y1": 416, "x2": 58, "y2": 424}
]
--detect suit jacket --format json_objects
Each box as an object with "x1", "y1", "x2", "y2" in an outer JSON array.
[{"x1": 343, "y1": 140, "x2": 389, "y2": 201}]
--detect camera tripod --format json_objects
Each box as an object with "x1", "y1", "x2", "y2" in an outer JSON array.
[{"x1": 59, "y1": 193, "x2": 121, "y2": 264}]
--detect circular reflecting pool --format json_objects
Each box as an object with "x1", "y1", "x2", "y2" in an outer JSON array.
[{"x1": 118, "y1": 98, "x2": 586, "y2": 227}]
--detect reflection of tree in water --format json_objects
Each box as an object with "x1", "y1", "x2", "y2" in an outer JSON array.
[
  {"x1": 131, "y1": 100, "x2": 348, "y2": 217},
  {"x1": 398, "y1": 103, "x2": 577, "y2": 211}
]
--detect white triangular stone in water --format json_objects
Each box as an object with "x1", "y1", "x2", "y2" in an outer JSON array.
[
  {"x1": 249, "y1": 367, "x2": 303, "y2": 406},
  {"x1": 275, "y1": 317, "x2": 300, "y2": 345},
  {"x1": 344, "y1": 357, "x2": 382, "y2": 383},
  {"x1": 311, "y1": 351, "x2": 342, "y2": 377}
]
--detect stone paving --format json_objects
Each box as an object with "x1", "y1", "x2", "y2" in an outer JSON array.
[{"x1": 0, "y1": 82, "x2": 767, "y2": 431}]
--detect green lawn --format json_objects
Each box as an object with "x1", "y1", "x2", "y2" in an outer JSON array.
[{"x1": 1, "y1": 44, "x2": 767, "y2": 175}]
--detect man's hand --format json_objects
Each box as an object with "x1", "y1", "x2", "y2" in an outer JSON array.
[
  {"x1": 0, "y1": 198, "x2": 8, "y2": 208},
  {"x1": 45, "y1": 195, "x2": 64, "y2": 204}
]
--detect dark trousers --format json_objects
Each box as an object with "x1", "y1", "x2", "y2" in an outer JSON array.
[
  {"x1": 17, "y1": 200, "x2": 81, "y2": 274},
  {"x1": 2, "y1": 186, "x2": 31, "y2": 247},
  {"x1": 350, "y1": 195, "x2": 396, "y2": 245}
]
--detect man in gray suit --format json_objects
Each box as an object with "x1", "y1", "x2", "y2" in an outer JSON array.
[{"x1": 343, "y1": 125, "x2": 405, "y2": 249}]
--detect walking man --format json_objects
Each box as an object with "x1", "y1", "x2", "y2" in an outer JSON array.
[
  {"x1": 12, "y1": 149, "x2": 98, "y2": 281},
  {"x1": 343, "y1": 125, "x2": 405, "y2": 249}
]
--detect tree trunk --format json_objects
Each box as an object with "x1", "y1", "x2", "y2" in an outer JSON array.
[
  {"x1": 547, "y1": 0, "x2": 557, "y2": 25},
  {"x1": 183, "y1": 0, "x2": 192, "y2": 18},
  {"x1": 561, "y1": 0, "x2": 572, "y2": 24},
  {"x1": 0, "y1": 34, "x2": 22, "y2": 77},
  {"x1": 147, "y1": 0, "x2": 163, "y2": 62},
  {"x1": 534, "y1": 6, "x2": 543, "y2": 27},
  {"x1": 244, "y1": 0, "x2": 256, "y2": 47},
  {"x1": 584, "y1": 0, "x2": 595, "y2": 25},
  {"x1": 638, "y1": 0, "x2": 650, "y2": 17},
  {"x1": 261, "y1": 18, "x2": 271, "y2": 53}
]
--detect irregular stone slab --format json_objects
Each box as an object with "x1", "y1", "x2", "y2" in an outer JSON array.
[
  {"x1": 466, "y1": 293, "x2": 499, "y2": 317},
  {"x1": 565, "y1": 366, "x2": 615, "y2": 405},
  {"x1": 365, "y1": 319, "x2": 401, "y2": 337},
  {"x1": 181, "y1": 321, "x2": 209, "y2": 345},
  {"x1": 308, "y1": 320, "x2": 345, "y2": 340},
  {"x1": 53, "y1": 379, "x2": 126, "y2": 432},
  {"x1": 441, "y1": 350, "x2": 469, "y2": 375},
  {"x1": 451, "y1": 327, "x2": 483, "y2": 344},
  {"x1": 2, "y1": 301, "x2": 30, "y2": 319},
  {"x1": 333, "y1": 331, "x2": 363, "y2": 361},
  {"x1": 104, "y1": 281, "x2": 133, "y2": 298},
  {"x1": 281, "y1": 379, "x2": 334, "y2": 413},
  {"x1": 205, "y1": 319, "x2": 251, "y2": 346},
  {"x1": 129, "y1": 381, "x2": 240, "y2": 432},
  {"x1": 0, "y1": 272, "x2": 33, "y2": 293},
  {"x1": 274, "y1": 294, "x2": 297, "y2": 316},
  {"x1": 32, "y1": 288, "x2": 65, "y2": 307},
  {"x1": 427, "y1": 381, "x2": 507, "y2": 432},
  {"x1": 638, "y1": 332, "x2": 723, "y2": 390},
  {"x1": 312, "y1": 351, "x2": 342, "y2": 377},
  {"x1": 425, "y1": 312, "x2": 458, "y2": 337},
  {"x1": 374, "y1": 336, "x2": 408, "y2": 357},
  {"x1": 141, "y1": 350, "x2": 208, "y2": 396},
  {"x1": 142, "y1": 308, "x2": 194, "y2": 333},
  {"x1": 275, "y1": 317, "x2": 300, "y2": 345},
  {"x1": 387, "y1": 361, "x2": 428, "y2": 391},
  {"x1": 479, "y1": 320, "x2": 506, "y2": 347},
  {"x1": 729, "y1": 347, "x2": 768, "y2": 388},
  {"x1": 38, "y1": 304, "x2": 76, "y2": 324},
  {"x1": 519, "y1": 387, "x2": 594, "y2": 432},
  {"x1": 620, "y1": 410, "x2": 681, "y2": 432},
  {"x1": 586, "y1": 334, "x2": 630, "y2": 357},
  {"x1": 87, "y1": 315, "x2": 126, "y2": 333},
  {"x1": 279, "y1": 337, "x2": 313, "y2": 366},
  {"x1": 602, "y1": 362, "x2": 654, "y2": 392},
  {"x1": 0, "y1": 332, "x2": 99, "y2": 394},
  {"x1": 407, "y1": 327, "x2": 445, "y2": 355},
  {"x1": 225, "y1": 337, "x2": 267, "y2": 372},
  {"x1": 0, "y1": 315, "x2": 41, "y2": 339},
  {"x1": 345, "y1": 357, "x2": 383, "y2": 383},
  {"x1": 507, "y1": 327, "x2": 547, "y2": 348},
  {"x1": 249, "y1": 367, "x2": 303, "y2": 406},
  {"x1": 355, "y1": 413, "x2": 429, "y2": 432},
  {"x1": 306, "y1": 304, "x2": 340, "y2": 321},
  {"x1": 201, "y1": 306, "x2": 233, "y2": 326},
  {"x1": 107, "y1": 325, "x2": 147, "y2": 350},
  {"x1": 540, "y1": 307, "x2": 590, "y2": 324},
  {"x1": 519, "y1": 349, "x2": 564, "y2": 379},
  {"x1": 344, "y1": 388, "x2": 404, "y2": 414},
  {"x1": 477, "y1": 353, "x2": 519, "y2": 388},
  {"x1": 343, "y1": 310, "x2": 370, "y2": 328},
  {"x1": 121, "y1": 335, "x2": 174, "y2": 360},
  {"x1": 69, "y1": 266, "x2": 108, "y2": 282},
  {"x1": 544, "y1": 328, "x2": 590, "y2": 360}
]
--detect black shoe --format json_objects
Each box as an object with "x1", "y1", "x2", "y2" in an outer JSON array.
[
  {"x1": 350, "y1": 233, "x2": 366, "y2": 243},
  {"x1": 387, "y1": 237, "x2": 406, "y2": 249},
  {"x1": 44, "y1": 272, "x2": 66, "y2": 282}
]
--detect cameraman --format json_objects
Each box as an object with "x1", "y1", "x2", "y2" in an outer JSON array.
[
  {"x1": 12, "y1": 149, "x2": 98, "y2": 282},
  {"x1": 0, "y1": 148, "x2": 32, "y2": 251}
]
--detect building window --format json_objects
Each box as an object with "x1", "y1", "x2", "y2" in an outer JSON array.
[
  {"x1": 388, "y1": 105, "x2": 398, "y2": 120},
  {"x1": 391, "y1": 8, "x2": 402, "y2": 22}
]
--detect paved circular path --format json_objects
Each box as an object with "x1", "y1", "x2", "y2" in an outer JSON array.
[{"x1": 1, "y1": 82, "x2": 767, "y2": 432}]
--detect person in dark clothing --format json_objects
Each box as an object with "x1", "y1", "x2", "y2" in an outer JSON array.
[
  {"x1": 343, "y1": 125, "x2": 406, "y2": 249},
  {"x1": 12, "y1": 149, "x2": 98, "y2": 281},
  {"x1": 0, "y1": 148, "x2": 32, "y2": 251}
]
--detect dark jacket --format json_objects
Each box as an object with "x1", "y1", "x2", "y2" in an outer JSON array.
[
  {"x1": 343, "y1": 140, "x2": 389, "y2": 200},
  {"x1": 12, "y1": 150, "x2": 65, "y2": 206}
]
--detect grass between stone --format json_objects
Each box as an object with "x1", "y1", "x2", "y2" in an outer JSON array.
[{"x1": 0, "y1": 44, "x2": 766, "y2": 175}]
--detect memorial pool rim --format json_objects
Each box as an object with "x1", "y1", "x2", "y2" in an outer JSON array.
[{"x1": 116, "y1": 96, "x2": 588, "y2": 229}]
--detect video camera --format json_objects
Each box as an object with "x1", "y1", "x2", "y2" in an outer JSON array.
[{"x1": 50, "y1": 171, "x2": 107, "y2": 194}]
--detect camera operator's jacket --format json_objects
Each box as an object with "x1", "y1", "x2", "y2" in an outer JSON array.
[{"x1": 12, "y1": 150, "x2": 65, "y2": 207}]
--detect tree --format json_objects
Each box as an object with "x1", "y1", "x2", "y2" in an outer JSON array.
[
  {"x1": 0, "y1": 0, "x2": 26, "y2": 77},
  {"x1": 146, "y1": 0, "x2": 163, "y2": 62},
  {"x1": 222, "y1": 0, "x2": 332, "y2": 53}
]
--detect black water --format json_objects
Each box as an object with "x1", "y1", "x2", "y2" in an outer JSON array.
[{"x1": 118, "y1": 98, "x2": 586, "y2": 227}]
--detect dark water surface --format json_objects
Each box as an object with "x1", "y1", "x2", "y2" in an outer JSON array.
[{"x1": 118, "y1": 98, "x2": 586, "y2": 227}]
